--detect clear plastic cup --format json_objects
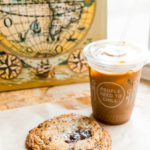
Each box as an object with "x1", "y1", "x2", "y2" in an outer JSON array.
[{"x1": 83, "y1": 40, "x2": 150, "y2": 125}]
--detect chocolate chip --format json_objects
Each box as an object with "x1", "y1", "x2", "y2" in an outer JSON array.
[
  {"x1": 49, "y1": 137, "x2": 52, "y2": 141},
  {"x1": 79, "y1": 129, "x2": 91, "y2": 140},
  {"x1": 70, "y1": 134, "x2": 77, "y2": 141},
  {"x1": 65, "y1": 140, "x2": 73, "y2": 144},
  {"x1": 28, "y1": 147, "x2": 33, "y2": 150},
  {"x1": 65, "y1": 129, "x2": 92, "y2": 143}
]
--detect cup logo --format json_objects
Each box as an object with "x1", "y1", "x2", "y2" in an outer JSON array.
[{"x1": 97, "y1": 82, "x2": 125, "y2": 108}]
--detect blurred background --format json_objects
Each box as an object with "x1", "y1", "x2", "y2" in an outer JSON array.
[
  {"x1": 108, "y1": 0, "x2": 150, "y2": 80},
  {"x1": 108, "y1": 0, "x2": 150, "y2": 46}
]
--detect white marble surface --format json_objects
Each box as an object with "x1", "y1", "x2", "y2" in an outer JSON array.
[{"x1": 0, "y1": 80, "x2": 150, "y2": 150}]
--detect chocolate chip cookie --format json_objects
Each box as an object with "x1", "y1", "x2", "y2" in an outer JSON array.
[{"x1": 26, "y1": 114, "x2": 111, "y2": 150}]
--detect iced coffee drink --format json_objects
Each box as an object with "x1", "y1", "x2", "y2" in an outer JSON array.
[{"x1": 84, "y1": 41, "x2": 149, "y2": 124}]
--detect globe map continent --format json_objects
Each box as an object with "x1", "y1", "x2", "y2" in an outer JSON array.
[{"x1": 0, "y1": 0, "x2": 95, "y2": 58}]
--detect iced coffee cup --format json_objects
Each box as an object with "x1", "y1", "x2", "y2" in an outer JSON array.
[{"x1": 83, "y1": 40, "x2": 149, "y2": 125}]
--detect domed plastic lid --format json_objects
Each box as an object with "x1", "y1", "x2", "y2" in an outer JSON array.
[{"x1": 83, "y1": 40, "x2": 150, "y2": 73}]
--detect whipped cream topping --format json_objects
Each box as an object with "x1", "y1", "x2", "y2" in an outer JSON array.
[{"x1": 84, "y1": 41, "x2": 149, "y2": 73}]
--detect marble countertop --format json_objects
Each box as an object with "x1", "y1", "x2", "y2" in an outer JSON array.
[
  {"x1": 0, "y1": 80, "x2": 150, "y2": 150},
  {"x1": 0, "y1": 80, "x2": 150, "y2": 111},
  {"x1": 0, "y1": 82, "x2": 91, "y2": 111}
]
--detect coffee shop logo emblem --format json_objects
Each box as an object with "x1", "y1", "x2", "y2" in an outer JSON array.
[{"x1": 96, "y1": 82, "x2": 125, "y2": 109}]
